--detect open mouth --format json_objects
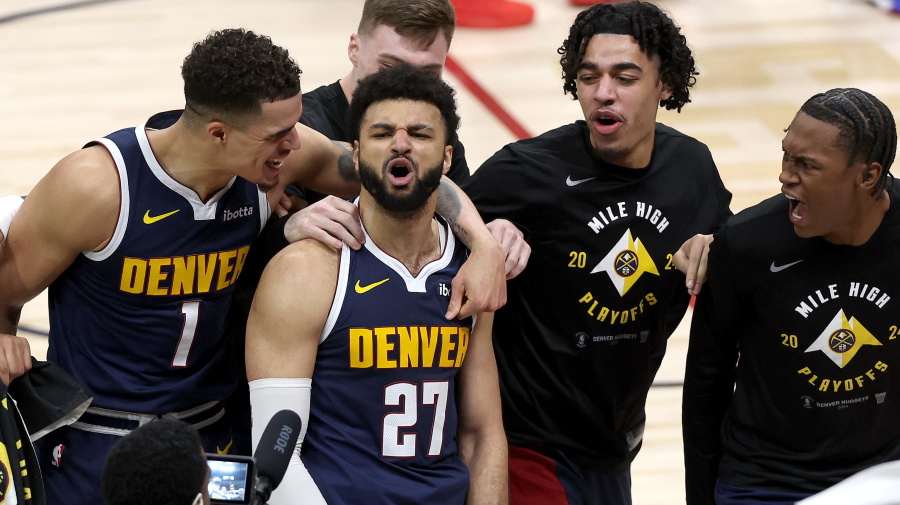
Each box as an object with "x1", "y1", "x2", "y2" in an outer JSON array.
[
  {"x1": 590, "y1": 110, "x2": 623, "y2": 134},
  {"x1": 265, "y1": 159, "x2": 284, "y2": 171},
  {"x1": 785, "y1": 193, "x2": 806, "y2": 223},
  {"x1": 386, "y1": 157, "x2": 414, "y2": 186}
]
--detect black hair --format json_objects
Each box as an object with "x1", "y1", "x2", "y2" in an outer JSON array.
[
  {"x1": 348, "y1": 63, "x2": 460, "y2": 145},
  {"x1": 101, "y1": 419, "x2": 207, "y2": 505},
  {"x1": 800, "y1": 88, "x2": 897, "y2": 196},
  {"x1": 558, "y1": 0, "x2": 697, "y2": 111},
  {"x1": 182, "y1": 28, "x2": 302, "y2": 126}
]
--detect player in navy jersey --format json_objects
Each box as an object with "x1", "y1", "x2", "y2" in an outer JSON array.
[
  {"x1": 246, "y1": 65, "x2": 507, "y2": 505},
  {"x1": 682, "y1": 91, "x2": 900, "y2": 504},
  {"x1": 0, "y1": 29, "x2": 504, "y2": 505}
]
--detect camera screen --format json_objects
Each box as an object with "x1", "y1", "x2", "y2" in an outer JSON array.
[{"x1": 207, "y1": 458, "x2": 251, "y2": 503}]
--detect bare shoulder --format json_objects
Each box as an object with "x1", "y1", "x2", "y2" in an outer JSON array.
[
  {"x1": 19, "y1": 145, "x2": 121, "y2": 252},
  {"x1": 258, "y1": 238, "x2": 341, "y2": 308}
]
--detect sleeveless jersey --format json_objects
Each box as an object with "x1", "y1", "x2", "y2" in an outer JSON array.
[
  {"x1": 302, "y1": 212, "x2": 473, "y2": 505},
  {"x1": 47, "y1": 110, "x2": 270, "y2": 413}
]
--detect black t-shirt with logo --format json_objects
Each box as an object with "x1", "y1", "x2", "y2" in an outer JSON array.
[
  {"x1": 463, "y1": 120, "x2": 732, "y2": 472},
  {"x1": 684, "y1": 186, "x2": 900, "y2": 502}
]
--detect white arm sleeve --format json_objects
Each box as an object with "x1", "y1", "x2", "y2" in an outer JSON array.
[
  {"x1": 249, "y1": 378, "x2": 328, "y2": 505},
  {"x1": 0, "y1": 195, "x2": 24, "y2": 243}
]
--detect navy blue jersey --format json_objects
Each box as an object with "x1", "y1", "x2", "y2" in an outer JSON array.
[
  {"x1": 303, "y1": 212, "x2": 473, "y2": 505},
  {"x1": 47, "y1": 111, "x2": 270, "y2": 413}
]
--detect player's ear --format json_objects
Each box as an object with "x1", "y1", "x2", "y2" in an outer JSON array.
[
  {"x1": 208, "y1": 121, "x2": 228, "y2": 145},
  {"x1": 443, "y1": 145, "x2": 452, "y2": 175},
  {"x1": 353, "y1": 140, "x2": 360, "y2": 174},
  {"x1": 348, "y1": 34, "x2": 361, "y2": 68},
  {"x1": 859, "y1": 161, "x2": 882, "y2": 193}
]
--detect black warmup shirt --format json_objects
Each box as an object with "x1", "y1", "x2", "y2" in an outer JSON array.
[
  {"x1": 684, "y1": 187, "x2": 900, "y2": 503},
  {"x1": 464, "y1": 121, "x2": 732, "y2": 472}
]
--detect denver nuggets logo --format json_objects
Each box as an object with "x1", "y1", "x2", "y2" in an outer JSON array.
[
  {"x1": 829, "y1": 329, "x2": 855, "y2": 353},
  {"x1": 592, "y1": 228, "x2": 659, "y2": 296},
  {"x1": 614, "y1": 251, "x2": 638, "y2": 277},
  {"x1": 806, "y1": 309, "x2": 881, "y2": 368}
]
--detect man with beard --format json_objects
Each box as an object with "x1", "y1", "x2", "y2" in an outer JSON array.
[
  {"x1": 462, "y1": 2, "x2": 732, "y2": 503},
  {"x1": 245, "y1": 64, "x2": 507, "y2": 505}
]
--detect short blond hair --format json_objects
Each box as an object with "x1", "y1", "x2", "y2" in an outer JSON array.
[{"x1": 358, "y1": 0, "x2": 455, "y2": 49}]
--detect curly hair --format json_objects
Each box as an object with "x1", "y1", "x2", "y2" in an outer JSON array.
[
  {"x1": 101, "y1": 419, "x2": 207, "y2": 505},
  {"x1": 182, "y1": 28, "x2": 302, "y2": 126},
  {"x1": 800, "y1": 88, "x2": 897, "y2": 197},
  {"x1": 348, "y1": 63, "x2": 460, "y2": 146},
  {"x1": 558, "y1": 1, "x2": 697, "y2": 111}
]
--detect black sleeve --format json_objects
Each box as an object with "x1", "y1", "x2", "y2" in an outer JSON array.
[
  {"x1": 461, "y1": 146, "x2": 534, "y2": 234},
  {"x1": 682, "y1": 229, "x2": 741, "y2": 505},
  {"x1": 445, "y1": 138, "x2": 470, "y2": 185}
]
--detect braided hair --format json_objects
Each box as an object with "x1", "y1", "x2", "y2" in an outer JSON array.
[
  {"x1": 800, "y1": 88, "x2": 897, "y2": 197},
  {"x1": 558, "y1": 1, "x2": 697, "y2": 111}
]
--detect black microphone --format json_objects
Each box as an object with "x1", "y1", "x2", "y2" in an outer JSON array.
[{"x1": 252, "y1": 409, "x2": 303, "y2": 505}]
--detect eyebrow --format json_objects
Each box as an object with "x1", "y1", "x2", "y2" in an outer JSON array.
[
  {"x1": 378, "y1": 53, "x2": 443, "y2": 73},
  {"x1": 266, "y1": 124, "x2": 296, "y2": 140},
  {"x1": 578, "y1": 61, "x2": 644, "y2": 73},
  {"x1": 369, "y1": 122, "x2": 435, "y2": 132}
]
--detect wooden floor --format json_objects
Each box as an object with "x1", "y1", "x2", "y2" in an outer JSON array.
[{"x1": 1, "y1": 0, "x2": 899, "y2": 502}]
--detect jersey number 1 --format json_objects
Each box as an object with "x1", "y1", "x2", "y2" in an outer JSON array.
[
  {"x1": 382, "y1": 381, "x2": 449, "y2": 458},
  {"x1": 172, "y1": 301, "x2": 200, "y2": 367}
]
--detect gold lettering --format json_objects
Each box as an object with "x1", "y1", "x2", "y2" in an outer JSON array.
[
  {"x1": 420, "y1": 327, "x2": 439, "y2": 367},
  {"x1": 196, "y1": 254, "x2": 218, "y2": 293},
  {"x1": 350, "y1": 329, "x2": 373, "y2": 368},
  {"x1": 439, "y1": 327, "x2": 458, "y2": 368},
  {"x1": 232, "y1": 245, "x2": 250, "y2": 283},
  {"x1": 597, "y1": 307, "x2": 609, "y2": 322},
  {"x1": 147, "y1": 258, "x2": 172, "y2": 296},
  {"x1": 217, "y1": 249, "x2": 238, "y2": 290},
  {"x1": 376, "y1": 327, "x2": 397, "y2": 369},
  {"x1": 875, "y1": 361, "x2": 888, "y2": 372},
  {"x1": 798, "y1": 367, "x2": 812, "y2": 375},
  {"x1": 171, "y1": 256, "x2": 196, "y2": 295},
  {"x1": 120, "y1": 258, "x2": 147, "y2": 294},
  {"x1": 398, "y1": 327, "x2": 419, "y2": 368},
  {"x1": 579, "y1": 293, "x2": 593, "y2": 304},
  {"x1": 819, "y1": 379, "x2": 830, "y2": 391},
  {"x1": 455, "y1": 327, "x2": 470, "y2": 367}
]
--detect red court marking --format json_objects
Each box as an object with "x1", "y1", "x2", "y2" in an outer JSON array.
[{"x1": 445, "y1": 54, "x2": 532, "y2": 140}]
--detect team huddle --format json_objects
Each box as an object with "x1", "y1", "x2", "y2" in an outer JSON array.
[{"x1": 0, "y1": 1, "x2": 897, "y2": 505}]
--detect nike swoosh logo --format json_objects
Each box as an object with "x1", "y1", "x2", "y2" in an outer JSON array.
[
  {"x1": 566, "y1": 176, "x2": 596, "y2": 187},
  {"x1": 143, "y1": 209, "x2": 180, "y2": 224},
  {"x1": 355, "y1": 278, "x2": 389, "y2": 294},
  {"x1": 770, "y1": 260, "x2": 803, "y2": 273},
  {"x1": 217, "y1": 439, "x2": 233, "y2": 455}
]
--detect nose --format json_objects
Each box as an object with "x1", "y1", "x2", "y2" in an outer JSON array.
[
  {"x1": 779, "y1": 159, "x2": 798, "y2": 186},
  {"x1": 392, "y1": 128, "x2": 411, "y2": 154},
  {"x1": 593, "y1": 75, "x2": 616, "y2": 104},
  {"x1": 282, "y1": 126, "x2": 302, "y2": 151}
]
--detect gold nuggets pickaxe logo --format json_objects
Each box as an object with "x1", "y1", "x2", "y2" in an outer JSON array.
[
  {"x1": 805, "y1": 309, "x2": 882, "y2": 368},
  {"x1": 591, "y1": 228, "x2": 658, "y2": 296}
]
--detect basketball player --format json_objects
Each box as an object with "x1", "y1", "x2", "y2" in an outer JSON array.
[
  {"x1": 286, "y1": 0, "x2": 469, "y2": 211},
  {"x1": 0, "y1": 29, "x2": 503, "y2": 505},
  {"x1": 269, "y1": 0, "x2": 527, "y2": 279},
  {"x1": 462, "y1": 2, "x2": 732, "y2": 503},
  {"x1": 246, "y1": 64, "x2": 507, "y2": 505},
  {"x1": 683, "y1": 89, "x2": 900, "y2": 504}
]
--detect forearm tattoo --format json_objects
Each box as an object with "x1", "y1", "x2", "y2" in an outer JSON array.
[
  {"x1": 437, "y1": 181, "x2": 469, "y2": 246},
  {"x1": 334, "y1": 141, "x2": 359, "y2": 182}
]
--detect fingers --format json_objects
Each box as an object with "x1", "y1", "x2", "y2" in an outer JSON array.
[
  {"x1": 284, "y1": 197, "x2": 365, "y2": 250},
  {"x1": 446, "y1": 276, "x2": 463, "y2": 320},
  {"x1": 674, "y1": 234, "x2": 714, "y2": 296},
  {"x1": 0, "y1": 335, "x2": 31, "y2": 386},
  {"x1": 487, "y1": 219, "x2": 531, "y2": 279}
]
